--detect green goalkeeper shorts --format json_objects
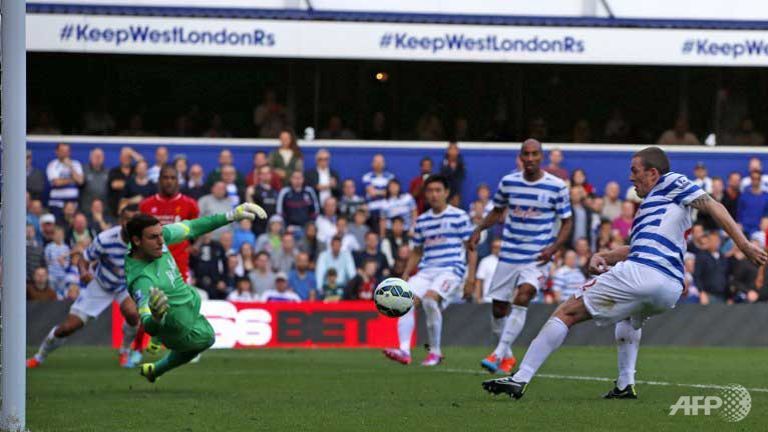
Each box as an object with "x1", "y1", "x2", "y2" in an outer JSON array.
[{"x1": 156, "y1": 297, "x2": 215, "y2": 352}]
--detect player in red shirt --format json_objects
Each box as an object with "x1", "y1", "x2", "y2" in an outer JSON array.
[{"x1": 140, "y1": 164, "x2": 200, "y2": 282}]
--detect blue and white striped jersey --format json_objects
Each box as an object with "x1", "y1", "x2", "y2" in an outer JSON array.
[
  {"x1": 627, "y1": 172, "x2": 705, "y2": 286},
  {"x1": 362, "y1": 171, "x2": 396, "y2": 210},
  {"x1": 492, "y1": 171, "x2": 571, "y2": 264},
  {"x1": 412, "y1": 205, "x2": 473, "y2": 277},
  {"x1": 82, "y1": 225, "x2": 128, "y2": 293},
  {"x1": 46, "y1": 159, "x2": 83, "y2": 208},
  {"x1": 552, "y1": 266, "x2": 586, "y2": 301},
  {"x1": 382, "y1": 193, "x2": 417, "y2": 230}
]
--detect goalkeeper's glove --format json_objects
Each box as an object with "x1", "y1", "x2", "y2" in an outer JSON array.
[
  {"x1": 145, "y1": 337, "x2": 164, "y2": 355},
  {"x1": 226, "y1": 203, "x2": 268, "y2": 222},
  {"x1": 149, "y1": 287, "x2": 168, "y2": 322}
]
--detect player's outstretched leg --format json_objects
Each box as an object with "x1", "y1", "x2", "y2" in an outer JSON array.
[
  {"x1": 118, "y1": 296, "x2": 142, "y2": 368},
  {"x1": 140, "y1": 349, "x2": 202, "y2": 383},
  {"x1": 604, "y1": 319, "x2": 641, "y2": 399},
  {"x1": 482, "y1": 285, "x2": 535, "y2": 374},
  {"x1": 139, "y1": 315, "x2": 215, "y2": 383},
  {"x1": 420, "y1": 293, "x2": 443, "y2": 366},
  {"x1": 383, "y1": 307, "x2": 414, "y2": 365},
  {"x1": 482, "y1": 296, "x2": 590, "y2": 399},
  {"x1": 27, "y1": 315, "x2": 84, "y2": 368}
]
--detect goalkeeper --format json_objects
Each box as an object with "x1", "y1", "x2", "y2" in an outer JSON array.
[{"x1": 126, "y1": 203, "x2": 267, "y2": 383}]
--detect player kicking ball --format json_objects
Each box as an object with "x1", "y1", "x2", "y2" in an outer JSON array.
[
  {"x1": 28, "y1": 204, "x2": 142, "y2": 369},
  {"x1": 482, "y1": 147, "x2": 767, "y2": 399},
  {"x1": 382, "y1": 175, "x2": 476, "y2": 366},
  {"x1": 126, "y1": 203, "x2": 266, "y2": 383}
]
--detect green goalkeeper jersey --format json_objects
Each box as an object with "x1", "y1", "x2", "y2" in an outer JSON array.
[{"x1": 126, "y1": 213, "x2": 229, "y2": 335}]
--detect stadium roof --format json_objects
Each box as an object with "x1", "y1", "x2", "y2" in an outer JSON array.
[{"x1": 27, "y1": 3, "x2": 768, "y2": 31}]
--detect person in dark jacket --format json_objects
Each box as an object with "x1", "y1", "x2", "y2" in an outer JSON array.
[
  {"x1": 276, "y1": 171, "x2": 320, "y2": 232},
  {"x1": 439, "y1": 141, "x2": 466, "y2": 207},
  {"x1": 694, "y1": 232, "x2": 729, "y2": 303},
  {"x1": 304, "y1": 149, "x2": 341, "y2": 205}
]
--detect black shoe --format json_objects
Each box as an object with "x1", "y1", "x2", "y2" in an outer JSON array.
[
  {"x1": 482, "y1": 376, "x2": 528, "y2": 399},
  {"x1": 603, "y1": 381, "x2": 637, "y2": 399}
]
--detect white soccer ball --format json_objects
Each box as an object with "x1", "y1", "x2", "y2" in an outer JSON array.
[{"x1": 373, "y1": 278, "x2": 414, "y2": 318}]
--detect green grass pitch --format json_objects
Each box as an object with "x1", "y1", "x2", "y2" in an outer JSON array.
[{"x1": 26, "y1": 346, "x2": 767, "y2": 431}]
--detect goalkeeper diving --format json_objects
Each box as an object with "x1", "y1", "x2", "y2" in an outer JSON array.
[{"x1": 126, "y1": 203, "x2": 267, "y2": 383}]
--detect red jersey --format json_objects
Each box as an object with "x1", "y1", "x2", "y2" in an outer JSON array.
[{"x1": 140, "y1": 193, "x2": 200, "y2": 281}]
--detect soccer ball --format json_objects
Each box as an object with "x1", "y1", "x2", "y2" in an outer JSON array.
[{"x1": 373, "y1": 278, "x2": 414, "y2": 318}]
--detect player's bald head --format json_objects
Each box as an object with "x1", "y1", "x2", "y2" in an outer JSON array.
[{"x1": 521, "y1": 138, "x2": 542, "y2": 152}]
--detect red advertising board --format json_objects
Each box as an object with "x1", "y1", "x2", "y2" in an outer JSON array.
[{"x1": 112, "y1": 300, "x2": 412, "y2": 349}]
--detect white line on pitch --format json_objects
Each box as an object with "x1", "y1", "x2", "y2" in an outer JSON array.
[{"x1": 438, "y1": 368, "x2": 768, "y2": 393}]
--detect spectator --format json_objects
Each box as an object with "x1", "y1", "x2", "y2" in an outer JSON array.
[
  {"x1": 27, "y1": 197, "x2": 44, "y2": 243},
  {"x1": 319, "y1": 114, "x2": 356, "y2": 139},
  {"x1": 571, "y1": 119, "x2": 592, "y2": 143},
  {"x1": 253, "y1": 89, "x2": 288, "y2": 138},
  {"x1": 168, "y1": 115, "x2": 194, "y2": 137},
  {"x1": 80, "y1": 148, "x2": 108, "y2": 213},
  {"x1": 440, "y1": 142, "x2": 466, "y2": 206},
  {"x1": 268, "y1": 129, "x2": 304, "y2": 182},
  {"x1": 601, "y1": 181, "x2": 623, "y2": 221},
  {"x1": 61, "y1": 201, "x2": 78, "y2": 230},
  {"x1": 381, "y1": 216, "x2": 409, "y2": 268},
  {"x1": 81, "y1": 98, "x2": 116, "y2": 135},
  {"x1": 696, "y1": 177, "x2": 724, "y2": 231},
  {"x1": 182, "y1": 163, "x2": 207, "y2": 201},
  {"x1": 120, "y1": 160, "x2": 155, "y2": 207},
  {"x1": 570, "y1": 168, "x2": 593, "y2": 195},
  {"x1": 470, "y1": 183, "x2": 494, "y2": 219},
  {"x1": 107, "y1": 146, "x2": 142, "y2": 216},
  {"x1": 408, "y1": 157, "x2": 433, "y2": 214},
  {"x1": 147, "y1": 146, "x2": 169, "y2": 183},
  {"x1": 692, "y1": 162, "x2": 713, "y2": 194},
  {"x1": 288, "y1": 252, "x2": 317, "y2": 301},
  {"x1": 305, "y1": 149, "x2": 341, "y2": 205},
  {"x1": 604, "y1": 108, "x2": 630, "y2": 143},
  {"x1": 348, "y1": 209, "x2": 371, "y2": 251},
  {"x1": 27, "y1": 150, "x2": 46, "y2": 201},
  {"x1": 596, "y1": 219, "x2": 614, "y2": 252},
  {"x1": 452, "y1": 116, "x2": 470, "y2": 141},
  {"x1": 333, "y1": 216, "x2": 361, "y2": 252},
  {"x1": 232, "y1": 219, "x2": 256, "y2": 252},
  {"x1": 174, "y1": 154, "x2": 189, "y2": 186},
  {"x1": 276, "y1": 171, "x2": 319, "y2": 232},
  {"x1": 316, "y1": 235, "x2": 357, "y2": 289},
  {"x1": 203, "y1": 113, "x2": 232, "y2": 138},
  {"x1": 354, "y1": 231, "x2": 389, "y2": 279},
  {"x1": 44, "y1": 225, "x2": 79, "y2": 300},
  {"x1": 297, "y1": 221, "x2": 324, "y2": 265},
  {"x1": 657, "y1": 115, "x2": 701, "y2": 145},
  {"x1": 544, "y1": 149, "x2": 568, "y2": 181},
  {"x1": 695, "y1": 232, "x2": 729, "y2": 304},
  {"x1": 29, "y1": 109, "x2": 58, "y2": 134},
  {"x1": 574, "y1": 237, "x2": 591, "y2": 268},
  {"x1": 26, "y1": 224, "x2": 46, "y2": 283},
  {"x1": 527, "y1": 116, "x2": 548, "y2": 141},
  {"x1": 239, "y1": 242, "x2": 256, "y2": 274},
  {"x1": 731, "y1": 117, "x2": 765, "y2": 147},
  {"x1": 27, "y1": 267, "x2": 57, "y2": 301},
  {"x1": 46, "y1": 142, "x2": 84, "y2": 220},
  {"x1": 362, "y1": 154, "x2": 395, "y2": 220},
  {"x1": 379, "y1": 179, "x2": 417, "y2": 237},
  {"x1": 66, "y1": 212, "x2": 95, "y2": 248},
  {"x1": 204, "y1": 149, "x2": 246, "y2": 192},
  {"x1": 390, "y1": 244, "x2": 411, "y2": 279},
  {"x1": 255, "y1": 215, "x2": 284, "y2": 254},
  {"x1": 551, "y1": 250, "x2": 587, "y2": 303},
  {"x1": 416, "y1": 112, "x2": 444, "y2": 141},
  {"x1": 687, "y1": 224, "x2": 707, "y2": 255},
  {"x1": 345, "y1": 259, "x2": 379, "y2": 300},
  {"x1": 198, "y1": 182, "x2": 235, "y2": 240},
  {"x1": 189, "y1": 233, "x2": 226, "y2": 298},
  {"x1": 261, "y1": 273, "x2": 302, "y2": 302},
  {"x1": 569, "y1": 187, "x2": 597, "y2": 247},
  {"x1": 221, "y1": 164, "x2": 244, "y2": 207},
  {"x1": 88, "y1": 199, "x2": 113, "y2": 233},
  {"x1": 217, "y1": 253, "x2": 241, "y2": 299},
  {"x1": 739, "y1": 158, "x2": 768, "y2": 192},
  {"x1": 271, "y1": 232, "x2": 297, "y2": 274},
  {"x1": 728, "y1": 240, "x2": 762, "y2": 303},
  {"x1": 119, "y1": 113, "x2": 151, "y2": 136},
  {"x1": 248, "y1": 251, "x2": 277, "y2": 296},
  {"x1": 722, "y1": 171, "x2": 741, "y2": 219},
  {"x1": 612, "y1": 201, "x2": 636, "y2": 241},
  {"x1": 39, "y1": 213, "x2": 57, "y2": 246},
  {"x1": 227, "y1": 277, "x2": 258, "y2": 302},
  {"x1": 245, "y1": 151, "x2": 268, "y2": 186},
  {"x1": 367, "y1": 111, "x2": 390, "y2": 140},
  {"x1": 339, "y1": 179, "x2": 366, "y2": 219},
  {"x1": 246, "y1": 165, "x2": 279, "y2": 235},
  {"x1": 681, "y1": 253, "x2": 701, "y2": 304},
  {"x1": 321, "y1": 268, "x2": 343, "y2": 301},
  {"x1": 474, "y1": 238, "x2": 501, "y2": 303},
  {"x1": 737, "y1": 170, "x2": 768, "y2": 236}
]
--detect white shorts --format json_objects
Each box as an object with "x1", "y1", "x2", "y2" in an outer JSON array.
[
  {"x1": 487, "y1": 261, "x2": 547, "y2": 302},
  {"x1": 409, "y1": 268, "x2": 462, "y2": 305},
  {"x1": 575, "y1": 260, "x2": 682, "y2": 329},
  {"x1": 70, "y1": 279, "x2": 131, "y2": 322}
]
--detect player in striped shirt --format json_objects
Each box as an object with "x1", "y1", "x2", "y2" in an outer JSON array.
[
  {"x1": 470, "y1": 139, "x2": 573, "y2": 375},
  {"x1": 483, "y1": 147, "x2": 767, "y2": 400},
  {"x1": 28, "y1": 205, "x2": 142, "y2": 369},
  {"x1": 551, "y1": 250, "x2": 586, "y2": 303},
  {"x1": 383, "y1": 175, "x2": 477, "y2": 366}
]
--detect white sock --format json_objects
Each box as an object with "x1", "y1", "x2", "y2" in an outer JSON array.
[
  {"x1": 493, "y1": 305, "x2": 526, "y2": 358},
  {"x1": 615, "y1": 320, "x2": 642, "y2": 389},
  {"x1": 491, "y1": 315, "x2": 507, "y2": 341},
  {"x1": 513, "y1": 317, "x2": 569, "y2": 383},
  {"x1": 122, "y1": 322, "x2": 138, "y2": 352},
  {"x1": 422, "y1": 297, "x2": 443, "y2": 356},
  {"x1": 36, "y1": 326, "x2": 66, "y2": 362},
  {"x1": 397, "y1": 307, "x2": 415, "y2": 354}
]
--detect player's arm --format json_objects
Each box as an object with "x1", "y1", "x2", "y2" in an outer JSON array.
[
  {"x1": 588, "y1": 245, "x2": 630, "y2": 274},
  {"x1": 469, "y1": 207, "x2": 504, "y2": 250},
  {"x1": 401, "y1": 246, "x2": 423, "y2": 281},
  {"x1": 464, "y1": 241, "x2": 478, "y2": 299},
  {"x1": 691, "y1": 194, "x2": 768, "y2": 266},
  {"x1": 162, "y1": 203, "x2": 267, "y2": 246},
  {"x1": 538, "y1": 217, "x2": 573, "y2": 265}
]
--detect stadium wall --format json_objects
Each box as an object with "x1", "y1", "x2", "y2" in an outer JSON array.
[
  {"x1": 26, "y1": 301, "x2": 768, "y2": 347},
  {"x1": 27, "y1": 136, "x2": 768, "y2": 205}
]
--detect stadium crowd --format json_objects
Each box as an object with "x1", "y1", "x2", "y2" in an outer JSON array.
[{"x1": 25, "y1": 134, "x2": 768, "y2": 305}]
